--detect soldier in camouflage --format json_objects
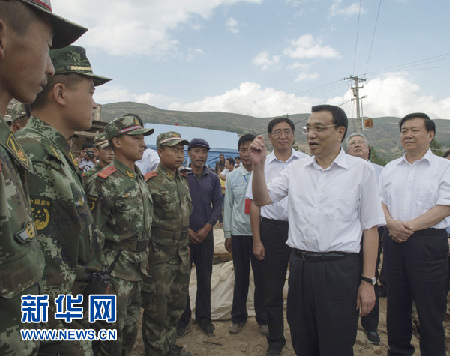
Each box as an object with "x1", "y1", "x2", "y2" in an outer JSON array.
[
  {"x1": 0, "y1": 1, "x2": 86, "y2": 355},
  {"x1": 82, "y1": 132, "x2": 114, "y2": 181},
  {"x1": 6, "y1": 99, "x2": 30, "y2": 133},
  {"x1": 141, "y1": 132, "x2": 193, "y2": 356},
  {"x1": 16, "y1": 45, "x2": 110, "y2": 355},
  {"x1": 85, "y1": 114, "x2": 154, "y2": 356}
]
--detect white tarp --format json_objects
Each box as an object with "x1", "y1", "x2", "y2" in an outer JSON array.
[{"x1": 187, "y1": 230, "x2": 289, "y2": 321}]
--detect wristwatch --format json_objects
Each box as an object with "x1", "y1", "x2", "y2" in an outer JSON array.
[{"x1": 361, "y1": 275, "x2": 376, "y2": 285}]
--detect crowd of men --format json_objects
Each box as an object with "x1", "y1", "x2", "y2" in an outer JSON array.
[{"x1": 0, "y1": 1, "x2": 449, "y2": 356}]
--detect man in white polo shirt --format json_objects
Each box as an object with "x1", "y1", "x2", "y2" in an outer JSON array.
[
  {"x1": 246, "y1": 116, "x2": 308, "y2": 356},
  {"x1": 379, "y1": 112, "x2": 450, "y2": 356},
  {"x1": 250, "y1": 104, "x2": 385, "y2": 356}
]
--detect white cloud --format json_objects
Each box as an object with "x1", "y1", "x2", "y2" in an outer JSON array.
[
  {"x1": 252, "y1": 51, "x2": 281, "y2": 70},
  {"x1": 287, "y1": 62, "x2": 312, "y2": 70},
  {"x1": 330, "y1": 0, "x2": 364, "y2": 17},
  {"x1": 94, "y1": 84, "x2": 174, "y2": 108},
  {"x1": 168, "y1": 82, "x2": 318, "y2": 117},
  {"x1": 328, "y1": 73, "x2": 450, "y2": 119},
  {"x1": 186, "y1": 48, "x2": 205, "y2": 61},
  {"x1": 52, "y1": 0, "x2": 261, "y2": 58},
  {"x1": 97, "y1": 74, "x2": 450, "y2": 120},
  {"x1": 295, "y1": 72, "x2": 320, "y2": 81},
  {"x1": 284, "y1": 34, "x2": 341, "y2": 59},
  {"x1": 226, "y1": 17, "x2": 240, "y2": 34}
]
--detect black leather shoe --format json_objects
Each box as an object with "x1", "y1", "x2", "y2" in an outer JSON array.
[
  {"x1": 265, "y1": 346, "x2": 282, "y2": 356},
  {"x1": 198, "y1": 319, "x2": 215, "y2": 336},
  {"x1": 366, "y1": 330, "x2": 380, "y2": 345}
]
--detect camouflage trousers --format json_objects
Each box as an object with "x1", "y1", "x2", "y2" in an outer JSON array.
[
  {"x1": 37, "y1": 298, "x2": 93, "y2": 356},
  {"x1": 95, "y1": 276, "x2": 141, "y2": 356},
  {"x1": 0, "y1": 283, "x2": 40, "y2": 356},
  {"x1": 141, "y1": 250, "x2": 190, "y2": 356},
  {"x1": 37, "y1": 332, "x2": 92, "y2": 356}
]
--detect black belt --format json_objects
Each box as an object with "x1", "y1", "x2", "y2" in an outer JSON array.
[
  {"x1": 104, "y1": 239, "x2": 148, "y2": 252},
  {"x1": 292, "y1": 248, "x2": 355, "y2": 262},
  {"x1": 261, "y1": 217, "x2": 289, "y2": 226}
]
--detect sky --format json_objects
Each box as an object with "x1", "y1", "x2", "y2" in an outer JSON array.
[{"x1": 53, "y1": 0, "x2": 450, "y2": 120}]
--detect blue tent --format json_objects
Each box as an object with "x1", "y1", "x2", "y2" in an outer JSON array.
[{"x1": 144, "y1": 123, "x2": 240, "y2": 169}]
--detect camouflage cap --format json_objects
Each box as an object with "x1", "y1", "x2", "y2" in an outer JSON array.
[
  {"x1": 94, "y1": 132, "x2": 110, "y2": 149},
  {"x1": 106, "y1": 114, "x2": 154, "y2": 140},
  {"x1": 50, "y1": 46, "x2": 111, "y2": 86},
  {"x1": 3, "y1": 115, "x2": 13, "y2": 125},
  {"x1": 6, "y1": 99, "x2": 28, "y2": 121},
  {"x1": 157, "y1": 131, "x2": 189, "y2": 148},
  {"x1": 18, "y1": 0, "x2": 87, "y2": 49}
]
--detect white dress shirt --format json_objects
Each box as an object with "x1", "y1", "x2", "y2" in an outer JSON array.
[
  {"x1": 266, "y1": 149, "x2": 385, "y2": 253},
  {"x1": 136, "y1": 147, "x2": 160, "y2": 174},
  {"x1": 379, "y1": 149, "x2": 450, "y2": 229},
  {"x1": 370, "y1": 162, "x2": 383, "y2": 182},
  {"x1": 246, "y1": 149, "x2": 308, "y2": 221}
]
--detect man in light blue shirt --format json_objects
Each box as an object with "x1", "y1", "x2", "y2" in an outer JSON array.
[{"x1": 223, "y1": 134, "x2": 268, "y2": 335}]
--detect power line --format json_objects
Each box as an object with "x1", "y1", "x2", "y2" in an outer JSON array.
[
  {"x1": 364, "y1": 0, "x2": 383, "y2": 74},
  {"x1": 352, "y1": 0, "x2": 363, "y2": 75},
  {"x1": 363, "y1": 52, "x2": 450, "y2": 78}
]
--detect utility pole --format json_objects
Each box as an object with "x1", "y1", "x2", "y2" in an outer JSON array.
[{"x1": 345, "y1": 76, "x2": 366, "y2": 133}]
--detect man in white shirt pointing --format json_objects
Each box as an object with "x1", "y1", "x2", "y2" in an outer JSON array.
[
  {"x1": 250, "y1": 105, "x2": 385, "y2": 356},
  {"x1": 379, "y1": 112, "x2": 450, "y2": 356}
]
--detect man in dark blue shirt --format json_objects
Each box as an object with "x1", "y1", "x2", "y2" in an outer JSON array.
[{"x1": 178, "y1": 138, "x2": 223, "y2": 337}]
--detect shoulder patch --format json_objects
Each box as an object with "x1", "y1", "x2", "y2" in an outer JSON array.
[
  {"x1": 144, "y1": 171, "x2": 157, "y2": 181},
  {"x1": 98, "y1": 166, "x2": 116, "y2": 179},
  {"x1": 6, "y1": 133, "x2": 30, "y2": 169}
]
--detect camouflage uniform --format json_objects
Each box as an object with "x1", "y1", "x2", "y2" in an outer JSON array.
[
  {"x1": 15, "y1": 45, "x2": 110, "y2": 356},
  {"x1": 0, "y1": 1, "x2": 87, "y2": 354},
  {"x1": 141, "y1": 132, "x2": 193, "y2": 356},
  {"x1": 85, "y1": 115, "x2": 154, "y2": 356},
  {"x1": 0, "y1": 117, "x2": 44, "y2": 355}
]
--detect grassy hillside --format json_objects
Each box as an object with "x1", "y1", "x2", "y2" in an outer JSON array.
[{"x1": 100, "y1": 102, "x2": 450, "y2": 163}]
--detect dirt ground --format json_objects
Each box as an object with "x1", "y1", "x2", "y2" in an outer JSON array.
[{"x1": 130, "y1": 297, "x2": 450, "y2": 355}]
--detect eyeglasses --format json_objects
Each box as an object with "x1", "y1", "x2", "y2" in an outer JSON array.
[
  {"x1": 348, "y1": 140, "x2": 366, "y2": 146},
  {"x1": 271, "y1": 129, "x2": 293, "y2": 137},
  {"x1": 302, "y1": 124, "x2": 336, "y2": 134}
]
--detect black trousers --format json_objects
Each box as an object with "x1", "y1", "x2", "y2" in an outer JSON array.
[
  {"x1": 384, "y1": 228, "x2": 448, "y2": 356},
  {"x1": 260, "y1": 218, "x2": 291, "y2": 349},
  {"x1": 359, "y1": 226, "x2": 383, "y2": 332},
  {"x1": 287, "y1": 251, "x2": 361, "y2": 356},
  {"x1": 231, "y1": 235, "x2": 267, "y2": 325},
  {"x1": 178, "y1": 237, "x2": 214, "y2": 328}
]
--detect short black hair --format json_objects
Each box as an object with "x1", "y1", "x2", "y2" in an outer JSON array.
[
  {"x1": 399, "y1": 112, "x2": 436, "y2": 134},
  {"x1": 268, "y1": 116, "x2": 295, "y2": 134},
  {"x1": 238, "y1": 134, "x2": 256, "y2": 150},
  {"x1": 443, "y1": 150, "x2": 450, "y2": 159},
  {"x1": 226, "y1": 157, "x2": 235, "y2": 166},
  {"x1": 31, "y1": 73, "x2": 86, "y2": 110},
  {"x1": 0, "y1": 1, "x2": 37, "y2": 36},
  {"x1": 311, "y1": 104, "x2": 348, "y2": 140},
  {"x1": 235, "y1": 156, "x2": 241, "y2": 160}
]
